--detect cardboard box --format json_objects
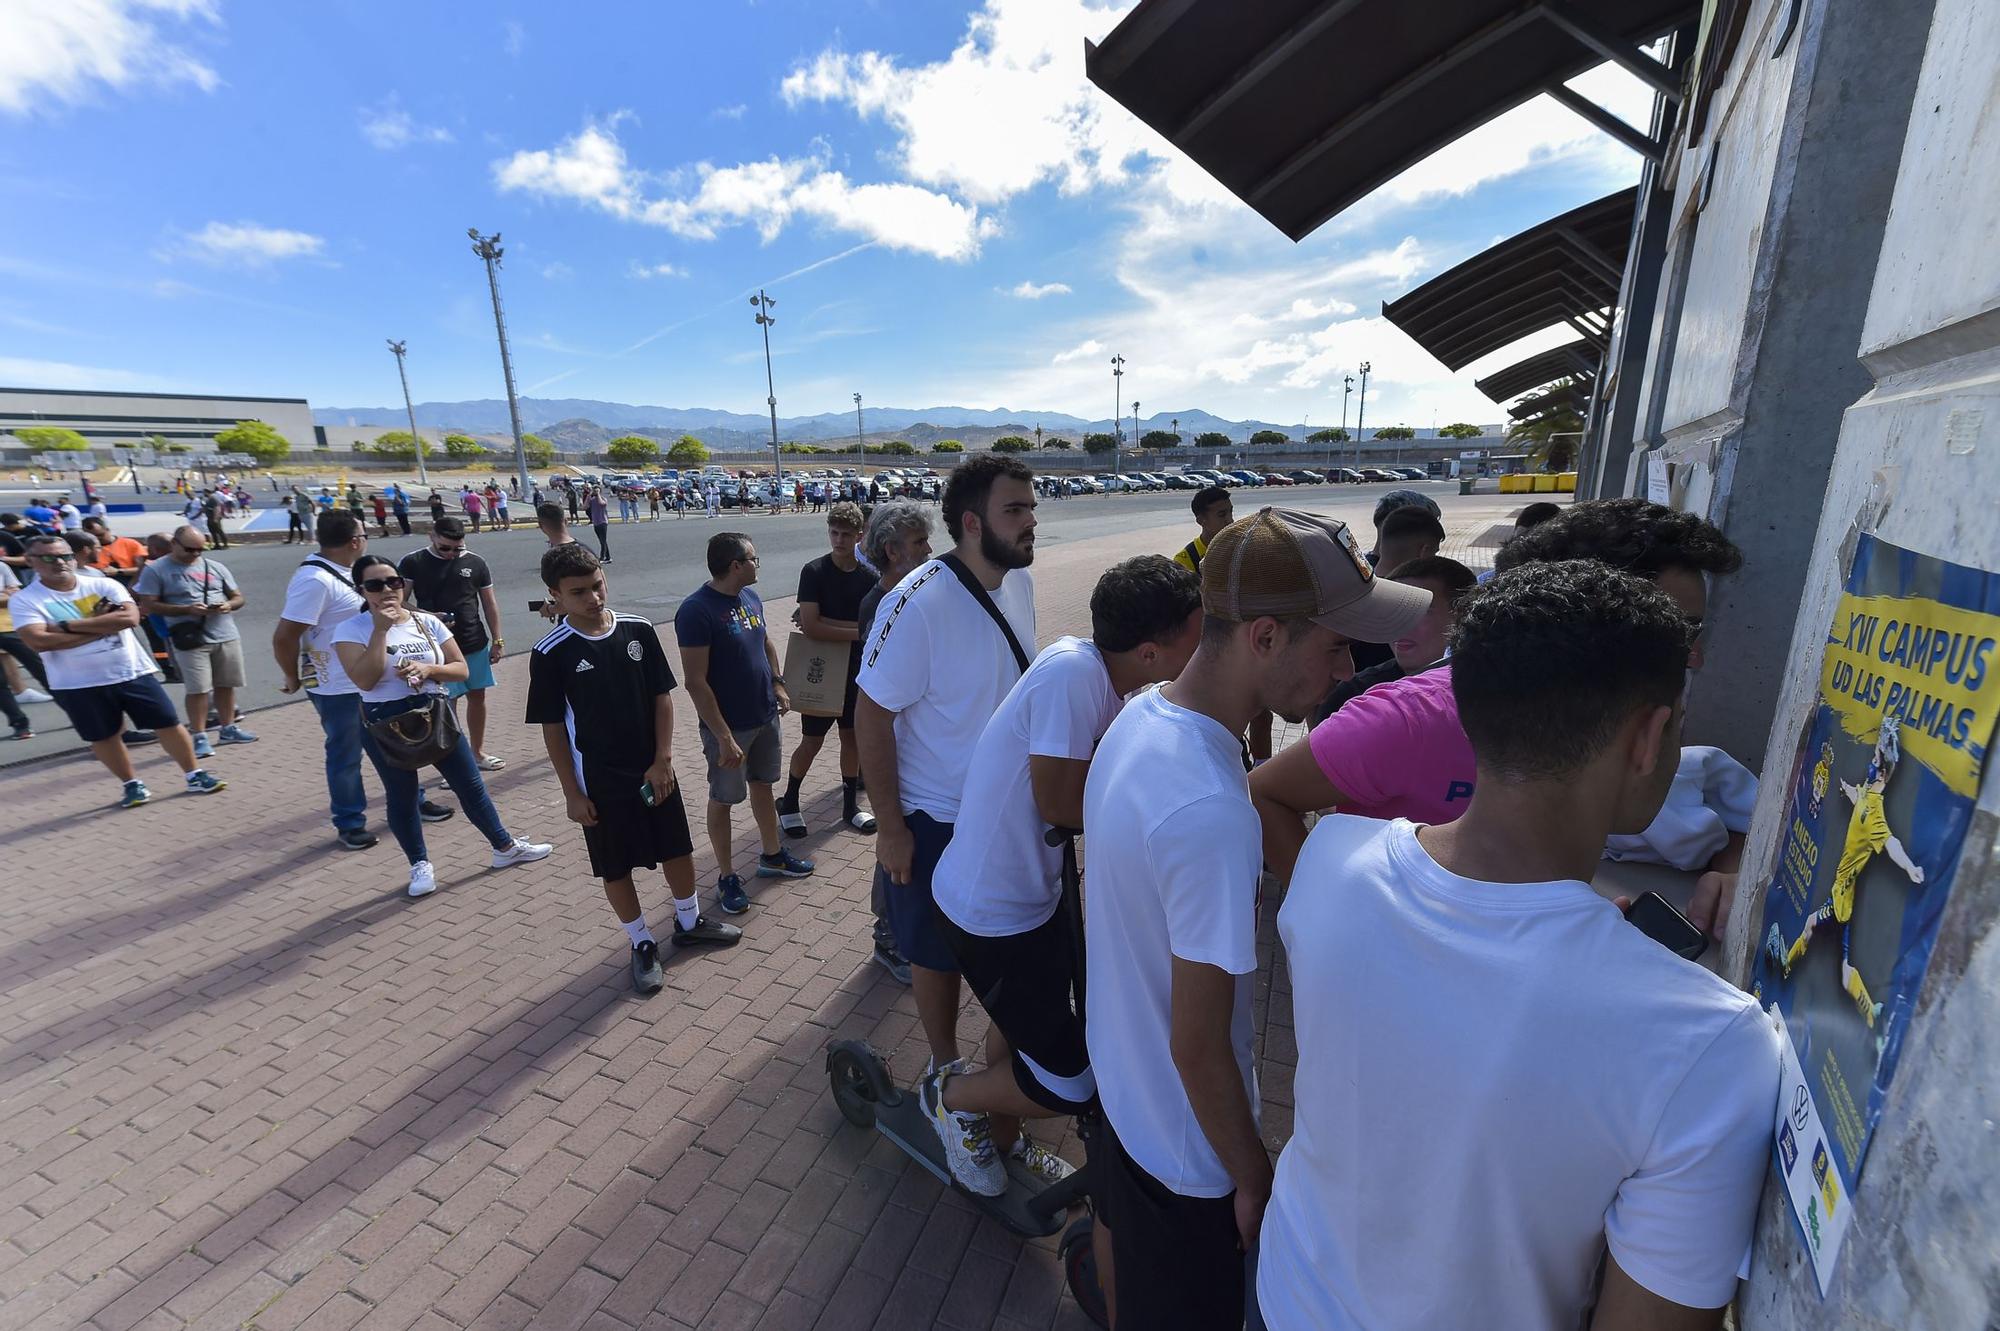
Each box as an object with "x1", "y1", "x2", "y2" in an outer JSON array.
[{"x1": 783, "y1": 631, "x2": 851, "y2": 716}]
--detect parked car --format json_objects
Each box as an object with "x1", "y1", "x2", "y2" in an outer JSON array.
[
  {"x1": 1390, "y1": 466, "x2": 1429, "y2": 481},
  {"x1": 1098, "y1": 474, "x2": 1131, "y2": 492},
  {"x1": 1071, "y1": 476, "x2": 1101, "y2": 495},
  {"x1": 1325, "y1": 467, "x2": 1361, "y2": 483},
  {"x1": 1228, "y1": 470, "x2": 1266, "y2": 487},
  {"x1": 1163, "y1": 472, "x2": 1203, "y2": 490},
  {"x1": 1259, "y1": 472, "x2": 1295, "y2": 486},
  {"x1": 1286, "y1": 469, "x2": 1325, "y2": 485},
  {"x1": 1359, "y1": 467, "x2": 1401, "y2": 482}
]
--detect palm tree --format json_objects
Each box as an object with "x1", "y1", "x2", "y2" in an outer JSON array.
[{"x1": 1505, "y1": 380, "x2": 1585, "y2": 471}]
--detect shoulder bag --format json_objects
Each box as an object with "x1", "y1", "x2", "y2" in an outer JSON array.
[
  {"x1": 364, "y1": 614, "x2": 462, "y2": 770},
  {"x1": 938, "y1": 553, "x2": 1031, "y2": 674},
  {"x1": 167, "y1": 557, "x2": 217, "y2": 652}
]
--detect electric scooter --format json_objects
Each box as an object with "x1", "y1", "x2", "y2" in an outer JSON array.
[{"x1": 825, "y1": 827, "x2": 1107, "y2": 1327}]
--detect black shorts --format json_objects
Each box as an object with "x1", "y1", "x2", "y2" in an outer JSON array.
[
  {"x1": 52, "y1": 674, "x2": 180, "y2": 743},
  {"x1": 580, "y1": 767, "x2": 695, "y2": 881},
  {"x1": 799, "y1": 669, "x2": 860, "y2": 738},
  {"x1": 938, "y1": 908, "x2": 1094, "y2": 1115},
  {"x1": 1096, "y1": 1114, "x2": 1246, "y2": 1330}
]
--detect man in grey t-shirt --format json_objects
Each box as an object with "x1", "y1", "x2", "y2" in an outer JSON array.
[{"x1": 135, "y1": 525, "x2": 257, "y2": 758}]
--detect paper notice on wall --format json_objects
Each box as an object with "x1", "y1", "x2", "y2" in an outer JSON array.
[
  {"x1": 1770, "y1": 1010, "x2": 1852, "y2": 1295},
  {"x1": 1646, "y1": 453, "x2": 1671, "y2": 504}
]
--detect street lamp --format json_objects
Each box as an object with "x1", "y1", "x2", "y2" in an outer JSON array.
[
  {"x1": 1355, "y1": 361, "x2": 1372, "y2": 471},
  {"x1": 467, "y1": 229, "x2": 532, "y2": 498},
  {"x1": 852, "y1": 391, "x2": 863, "y2": 479},
  {"x1": 1110, "y1": 354, "x2": 1125, "y2": 481},
  {"x1": 1341, "y1": 375, "x2": 1354, "y2": 473},
  {"x1": 751, "y1": 289, "x2": 782, "y2": 497},
  {"x1": 1131, "y1": 400, "x2": 1141, "y2": 476},
  {"x1": 386, "y1": 339, "x2": 428, "y2": 488}
]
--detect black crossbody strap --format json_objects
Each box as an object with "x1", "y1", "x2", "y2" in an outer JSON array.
[
  {"x1": 300, "y1": 556, "x2": 354, "y2": 590},
  {"x1": 939, "y1": 553, "x2": 1030, "y2": 674}
]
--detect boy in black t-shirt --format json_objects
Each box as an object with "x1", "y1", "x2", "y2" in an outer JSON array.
[
  {"x1": 527, "y1": 544, "x2": 740, "y2": 994},
  {"x1": 777, "y1": 502, "x2": 879, "y2": 839}
]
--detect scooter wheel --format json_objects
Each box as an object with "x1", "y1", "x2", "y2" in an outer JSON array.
[
  {"x1": 1059, "y1": 1215, "x2": 1110, "y2": 1328},
  {"x1": 827, "y1": 1044, "x2": 882, "y2": 1130}
]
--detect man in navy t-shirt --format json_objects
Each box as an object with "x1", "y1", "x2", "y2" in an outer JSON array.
[{"x1": 674, "y1": 531, "x2": 813, "y2": 915}]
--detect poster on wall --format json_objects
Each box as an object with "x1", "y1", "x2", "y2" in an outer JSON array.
[{"x1": 1752, "y1": 533, "x2": 2000, "y2": 1292}]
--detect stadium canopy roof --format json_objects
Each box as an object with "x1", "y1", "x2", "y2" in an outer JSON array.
[
  {"x1": 1084, "y1": 1, "x2": 1690, "y2": 243},
  {"x1": 1474, "y1": 338, "x2": 1602, "y2": 404},
  {"x1": 1509, "y1": 383, "x2": 1591, "y2": 419},
  {"x1": 1382, "y1": 187, "x2": 1637, "y2": 371}
]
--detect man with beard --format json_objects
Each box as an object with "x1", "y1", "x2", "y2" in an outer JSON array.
[
  {"x1": 1083, "y1": 508, "x2": 1428, "y2": 1328},
  {"x1": 857, "y1": 454, "x2": 1038, "y2": 1114}
]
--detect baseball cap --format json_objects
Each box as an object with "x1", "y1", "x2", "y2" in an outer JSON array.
[{"x1": 1202, "y1": 507, "x2": 1431, "y2": 642}]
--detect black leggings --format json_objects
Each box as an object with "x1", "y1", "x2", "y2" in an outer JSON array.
[
  {"x1": 0, "y1": 632, "x2": 47, "y2": 729},
  {"x1": 593, "y1": 523, "x2": 610, "y2": 559}
]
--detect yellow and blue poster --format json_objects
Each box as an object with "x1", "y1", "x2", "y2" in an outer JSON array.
[{"x1": 1753, "y1": 533, "x2": 2000, "y2": 1292}]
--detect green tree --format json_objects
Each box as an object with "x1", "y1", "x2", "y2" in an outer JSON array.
[
  {"x1": 1306, "y1": 427, "x2": 1349, "y2": 444},
  {"x1": 368, "y1": 430, "x2": 428, "y2": 460},
  {"x1": 1140, "y1": 430, "x2": 1180, "y2": 449},
  {"x1": 443, "y1": 433, "x2": 489, "y2": 462},
  {"x1": 16, "y1": 426, "x2": 90, "y2": 453},
  {"x1": 1439, "y1": 422, "x2": 1484, "y2": 440},
  {"x1": 1042, "y1": 437, "x2": 1073, "y2": 450},
  {"x1": 210, "y1": 419, "x2": 290, "y2": 464},
  {"x1": 1194, "y1": 431, "x2": 1231, "y2": 450},
  {"x1": 1505, "y1": 384, "x2": 1584, "y2": 471},
  {"x1": 878, "y1": 440, "x2": 917, "y2": 456},
  {"x1": 1373, "y1": 426, "x2": 1415, "y2": 441},
  {"x1": 668, "y1": 435, "x2": 709, "y2": 465},
  {"x1": 1082, "y1": 432, "x2": 1118, "y2": 455},
  {"x1": 522, "y1": 433, "x2": 555, "y2": 467},
  {"x1": 932, "y1": 440, "x2": 964, "y2": 453},
  {"x1": 1249, "y1": 429, "x2": 1289, "y2": 446},
  {"x1": 605, "y1": 434, "x2": 660, "y2": 467},
  {"x1": 991, "y1": 436, "x2": 1032, "y2": 453}
]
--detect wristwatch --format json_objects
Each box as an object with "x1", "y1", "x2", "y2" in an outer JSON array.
[{"x1": 58, "y1": 619, "x2": 73, "y2": 634}]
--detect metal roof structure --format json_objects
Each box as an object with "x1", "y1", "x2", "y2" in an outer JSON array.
[
  {"x1": 1382, "y1": 187, "x2": 1638, "y2": 371},
  {"x1": 1084, "y1": 1, "x2": 1691, "y2": 242},
  {"x1": 1474, "y1": 338, "x2": 1601, "y2": 403},
  {"x1": 1509, "y1": 383, "x2": 1591, "y2": 419}
]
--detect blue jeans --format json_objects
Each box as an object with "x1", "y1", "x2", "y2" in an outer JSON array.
[
  {"x1": 362, "y1": 698, "x2": 511, "y2": 864},
  {"x1": 310, "y1": 690, "x2": 377, "y2": 832}
]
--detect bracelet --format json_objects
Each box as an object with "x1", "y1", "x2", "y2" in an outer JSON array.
[{"x1": 493, "y1": 638, "x2": 504, "y2": 648}]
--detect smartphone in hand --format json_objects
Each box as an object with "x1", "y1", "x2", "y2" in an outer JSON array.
[{"x1": 1624, "y1": 891, "x2": 1707, "y2": 962}]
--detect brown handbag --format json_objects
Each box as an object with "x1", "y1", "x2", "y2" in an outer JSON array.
[{"x1": 364, "y1": 615, "x2": 462, "y2": 770}]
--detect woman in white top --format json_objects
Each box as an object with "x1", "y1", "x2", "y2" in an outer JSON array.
[{"x1": 332, "y1": 554, "x2": 550, "y2": 897}]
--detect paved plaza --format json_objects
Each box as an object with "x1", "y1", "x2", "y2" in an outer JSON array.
[{"x1": 0, "y1": 495, "x2": 1518, "y2": 1331}]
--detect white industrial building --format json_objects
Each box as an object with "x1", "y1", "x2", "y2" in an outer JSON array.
[{"x1": 0, "y1": 387, "x2": 320, "y2": 459}]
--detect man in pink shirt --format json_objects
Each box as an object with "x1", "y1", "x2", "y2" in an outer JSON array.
[{"x1": 1252, "y1": 498, "x2": 1743, "y2": 903}]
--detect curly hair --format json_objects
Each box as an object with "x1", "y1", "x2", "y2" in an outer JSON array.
[
  {"x1": 942, "y1": 454, "x2": 1035, "y2": 542},
  {"x1": 827, "y1": 500, "x2": 865, "y2": 531},
  {"x1": 1091, "y1": 555, "x2": 1203, "y2": 653},
  {"x1": 1451, "y1": 560, "x2": 1693, "y2": 780},
  {"x1": 1492, "y1": 498, "x2": 1743, "y2": 579}
]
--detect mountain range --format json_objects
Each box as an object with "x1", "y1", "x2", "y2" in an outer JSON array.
[{"x1": 316, "y1": 397, "x2": 1495, "y2": 453}]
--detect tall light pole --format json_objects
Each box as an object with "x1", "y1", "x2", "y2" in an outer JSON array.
[
  {"x1": 1341, "y1": 375, "x2": 1354, "y2": 474},
  {"x1": 386, "y1": 339, "x2": 428, "y2": 489},
  {"x1": 1131, "y1": 400, "x2": 1141, "y2": 475},
  {"x1": 852, "y1": 391, "x2": 863, "y2": 478},
  {"x1": 1110, "y1": 354, "x2": 1125, "y2": 482},
  {"x1": 467, "y1": 230, "x2": 532, "y2": 498},
  {"x1": 751, "y1": 290, "x2": 782, "y2": 493},
  {"x1": 1355, "y1": 361, "x2": 1372, "y2": 472}
]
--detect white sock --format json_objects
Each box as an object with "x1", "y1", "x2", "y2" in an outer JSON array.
[
  {"x1": 622, "y1": 916, "x2": 654, "y2": 947},
  {"x1": 673, "y1": 896, "x2": 700, "y2": 931}
]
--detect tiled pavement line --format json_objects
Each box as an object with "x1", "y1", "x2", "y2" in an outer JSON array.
[{"x1": 0, "y1": 503, "x2": 1498, "y2": 1331}]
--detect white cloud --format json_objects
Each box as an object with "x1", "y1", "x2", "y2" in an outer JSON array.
[
  {"x1": 540, "y1": 261, "x2": 574, "y2": 280},
  {"x1": 175, "y1": 221, "x2": 326, "y2": 267},
  {"x1": 502, "y1": 19, "x2": 525, "y2": 57},
  {"x1": 0, "y1": 356, "x2": 154, "y2": 390},
  {"x1": 710, "y1": 103, "x2": 748, "y2": 121},
  {"x1": 0, "y1": 0, "x2": 220, "y2": 115},
  {"x1": 360, "y1": 98, "x2": 453, "y2": 150},
  {"x1": 628, "y1": 261, "x2": 686, "y2": 279},
  {"x1": 1008, "y1": 280, "x2": 1071, "y2": 299},
  {"x1": 1051, "y1": 339, "x2": 1103, "y2": 364},
  {"x1": 492, "y1": 120, "x2": 993, "y2": 261}
]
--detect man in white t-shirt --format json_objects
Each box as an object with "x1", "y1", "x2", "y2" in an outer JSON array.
[
  {"x1": 924, "y1": 555, "x2": 1203, "y2": 1201},
  {"x1": 11, "y1": 535, "x2": 225, "y2": 807},
  {"x1": 1254, "y1": 560, "x2": 1781, "y2": 1331},
  {"x1": 273, "y1": 511, "x2": 452, "y2": 851},
  {"x1": 1084, "y1": 508, "x2": 1429, "y2": 1330},
  {"x1": 856, "y1": 454, "x2": 1038, "y2": 1130}
]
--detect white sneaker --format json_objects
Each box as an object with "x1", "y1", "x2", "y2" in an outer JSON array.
[
  {"x1": 15, "y1": 688, "x2": 52, "y2": 704},
  {"x1": 919, "y1": 1066, "x2": 1007, "y2": 1197},
  {"x1": 1006, "y1": 1136, "x2": 1077, "y2": 1187},
  {"x1": 491, "y1": 837, "x2": 553, "y2": 869},
  {"x1": 407, "y1": 861, "x2": 438, "y2": 898}
]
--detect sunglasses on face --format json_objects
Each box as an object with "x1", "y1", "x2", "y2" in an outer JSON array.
[
  {"x1": 31, "y1": 553, "x2": 76, "y2": 565},
  {"x1": 360, "y1": 576, "x2": 406, "y2": 593}
]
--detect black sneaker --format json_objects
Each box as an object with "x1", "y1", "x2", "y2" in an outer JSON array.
[
  {"x1": 673, "y1": 915, "x2": 743, "y2": 948},
  {"x1": 337, "y1": 827, "x2": 379, "y2": 851},
  {"x1": 630, "y1": 940, "x2": 665, "y2": 994},
  {"x1": 871, "y1": 938, "x2": 912, "y2": 986},
  {"x1": 419, "y1": 799, "x2": 455, "y2": 823},
  {"x1": 123, "y1": 729, "x2": 158, "y2": 745}
]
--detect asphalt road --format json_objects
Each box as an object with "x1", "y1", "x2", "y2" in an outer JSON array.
[{"x1": 4, "y1": 481, "x2": 1476, "y2": 764}]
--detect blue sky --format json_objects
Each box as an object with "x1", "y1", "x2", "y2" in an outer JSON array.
[{"x1": 0, "y1": 0, "x2": 1653, "y2": 427}]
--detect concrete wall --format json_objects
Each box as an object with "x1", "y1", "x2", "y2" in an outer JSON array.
[{"x1": 1727, "y1": 0, "x2": 2000, "y2": 1321}]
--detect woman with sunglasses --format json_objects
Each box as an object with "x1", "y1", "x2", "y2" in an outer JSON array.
[{"x1": 332, "y1": 554, "x2": 550, "y2": 897}]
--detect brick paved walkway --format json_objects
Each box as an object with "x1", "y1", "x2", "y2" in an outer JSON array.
[{"x1": 0, "y1": 500, "x2": 1515, "y2": 1331}]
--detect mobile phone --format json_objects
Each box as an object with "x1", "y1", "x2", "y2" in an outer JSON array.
[
  {"x1": 1624, "y1": 891, "x2": 1707, "y2": 962},
  {"x1": 529, "y1": 599, "x2": 546, "y2": 612},
  {"x1": 639, "y1": 779, "x2": 657, "y2": 807}
]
